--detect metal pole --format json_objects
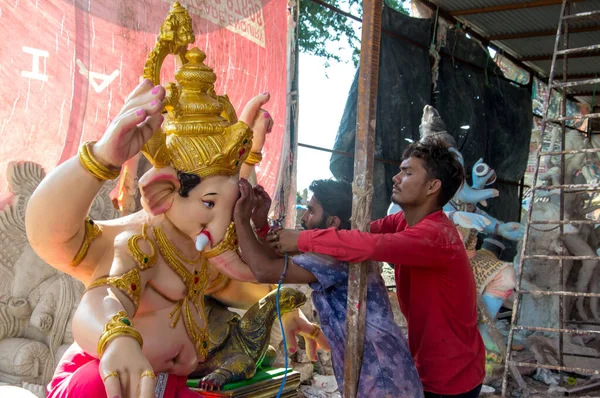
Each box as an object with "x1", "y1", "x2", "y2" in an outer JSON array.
[{"x1": 343, "y1": 0, "x2": 382, "y2": 395}]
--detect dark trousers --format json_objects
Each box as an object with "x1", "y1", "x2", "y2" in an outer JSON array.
[{"x1": 424, "y1": 384, "x2": 482, "y2": 398}]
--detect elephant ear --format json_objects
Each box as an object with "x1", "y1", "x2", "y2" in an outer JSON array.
[{"x1": 139, "y1": 167, "x2": 181, "y2": 216}]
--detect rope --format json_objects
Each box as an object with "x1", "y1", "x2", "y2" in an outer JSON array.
[
  {"x1": 429, "y1": 6, "x2": 441, "y2": 91},
  {"x1": 349, "y1": 182, "x2": 374, "y2": 228},
  {"x1": 430, "y1": 6, "x2": 439, "y2": 48},
  {"x1": 275, "y1": 253, "x2": 290, "y2": 398}
]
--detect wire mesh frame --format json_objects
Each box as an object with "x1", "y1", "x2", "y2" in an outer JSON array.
[{"x1": 501, "y1": 2, "x2": 600, "y2": 395}]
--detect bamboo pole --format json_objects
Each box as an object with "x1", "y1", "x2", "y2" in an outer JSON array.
[{"x1": 342, "y1": 0, "x2": 382, "y2": 395}]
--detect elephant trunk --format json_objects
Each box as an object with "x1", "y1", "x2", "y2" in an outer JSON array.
[{"x1": 207, "y1": 250, "x2": 256, "y2": 282}]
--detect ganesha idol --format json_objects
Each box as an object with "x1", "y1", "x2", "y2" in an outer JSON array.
[{"x1": 23, "y1": 3, "x2": 313, "y2": 397}]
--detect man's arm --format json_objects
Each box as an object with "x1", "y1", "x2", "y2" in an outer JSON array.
[
  {"x1": 234, "y1": 180, "x2": 316, "y2": 284},
  {"x1": 370, "y1": 212, "x2": 402, "y2": 234},
  {"x1": 236, "y1": 220, "x2": 316, "y2": 284},
  {"x1": 297, "y1": 222, "x2": 459, "y2": 267}
]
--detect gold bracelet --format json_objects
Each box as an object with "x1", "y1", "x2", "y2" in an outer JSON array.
[
  {"x1": 244, "y1": 151, "x2": 263, "y2": 166},
  {"x1": 86, "y1": 268, "x2": 142, "y2": 311},
  {"x1": 79, "y1": 141, "x2": 121, "y2": 181},
  {"x1": 71, "y1": 217, "x2": 103, "y2": 267},
  {"x1": 97, "y1": 311, "x2": 143, "y2": 358},
  {"x1": 308, "y1": 323, "x2": 322, "y2": 339}
]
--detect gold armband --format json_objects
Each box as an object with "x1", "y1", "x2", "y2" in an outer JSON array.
[
  {"x1": 86, "y1": 268, "x2": 142, "y2": 310},
  {"x1": 244, "y1": 151, "x2": 263, "y2": 166},
  {"x1": 204, "y1": 223, "x2": 238, "y2": 259},
  {"x1": 127, "y1": 224, "x2": 157, "y2": 270},
  {"x1": 71, "y1": 217, "x2": 103, "y2": 268},
  {"x1": 79, "y1": 141, "x2": 121, "y2": 181},
  {"x1": 97, "y1": 311, "x2": 143, "y2": 358}
]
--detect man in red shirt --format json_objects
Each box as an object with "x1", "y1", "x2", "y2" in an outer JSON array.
[{"x1": 273, "y1": 139, "x2": 485, "y2": 397}]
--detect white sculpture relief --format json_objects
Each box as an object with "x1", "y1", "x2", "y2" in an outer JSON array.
[{"x1": 0, "y1": 161, "x2": 120, "y2": 396}]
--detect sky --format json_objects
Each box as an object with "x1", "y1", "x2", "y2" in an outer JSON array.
[
  {"x1": 294, "y1": 1, "x2": 411, "y2": 196},
  {"x1": 295, "y1": 52, "x2": 357, "y2": 194}
]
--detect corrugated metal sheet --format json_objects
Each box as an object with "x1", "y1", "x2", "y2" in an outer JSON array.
[
  {"x1": 463, "y1": 6, "x2": 563, "y2": 34},
  {"x1": 498, "y1": 31, "x2": 600, "y2": 57},
  {"x1": 530, "y1": 56, "x2": 600, "y2": 76},
  {"x1": 433, "y1": 0, "x2": 533, "y2": 12},
  {"x1": 427, "y1": 0, "x2": 600, "y2": 107},
  {"x1": 460, "y1": 2, "x2": 600, "y2": 34}
]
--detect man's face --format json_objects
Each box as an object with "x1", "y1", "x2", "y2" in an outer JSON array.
[
  {"x1": 300, "y1": 196, "x2": 328, "y2": 230},
  {"x1": 391, "y1": 157, "x2": 433, "y2": 207}
]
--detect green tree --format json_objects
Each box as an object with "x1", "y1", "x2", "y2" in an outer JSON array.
[{"x1": 298, "y1": 0, "x2": 409, "y2": 66}]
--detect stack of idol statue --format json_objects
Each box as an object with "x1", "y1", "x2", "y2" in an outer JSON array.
[
  {"x1": 521, "y1": 124, "x2": 600, "y2": 328},
  {"x1": 517, "y1": 123, "x2": 600, "y2": 377},
  {"x1": 2, "y1": 2, "x2": 305, "y2": 397}
]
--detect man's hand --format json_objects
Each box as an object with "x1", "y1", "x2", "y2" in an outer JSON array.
[
  {"x1": 251, "y1": 185, "x2": 272, "y2": 230},
  {"x1": 267, "y1": 229, "x2": 301, "y2": 254},
  {"x1": 234, "y1": 179, "x2": 256, "y2": 224},
  {"x1": 281, "y1": 309, "x2": 330, "y2": 361}
]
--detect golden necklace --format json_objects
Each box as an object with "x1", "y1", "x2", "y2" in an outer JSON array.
[
  {"x1": 153, "y1": 226, "x2": 210, "y2": 360},
  {"x1": 153, "y1": 226, "x2": 201, "y2": 265}
]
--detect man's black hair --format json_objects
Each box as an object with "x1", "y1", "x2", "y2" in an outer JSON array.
[
  {"x1": 309, "y1": 179, "x2": 353, "y2": 230},
  {"x1": 402, "y1": 138, "x2": 465, "y2": 207},
  {"x1": 177, "y1": 171, "x2": 202, "y2": 197}
]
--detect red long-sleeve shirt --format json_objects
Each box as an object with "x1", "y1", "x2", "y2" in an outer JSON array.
[{"x1": 298, "y1": 210, "x2": 485, "y2": 394}]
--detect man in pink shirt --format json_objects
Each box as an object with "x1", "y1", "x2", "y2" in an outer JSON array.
[{"x1": 273, "y1": 139, "x2": 485, "y2": 397}]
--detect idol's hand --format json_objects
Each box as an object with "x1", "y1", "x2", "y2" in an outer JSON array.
[
  {"x1": 238, "y1": 93, "x2": 273, "y2": 153},
  {"x1": 281, "y1": 308, "x2": 330, "y2": 361},
  {"x1": 498, "y1": 222, "x2": 525, "y2": 241},
  {"x1": 93, "y1": 79, "x2": 165, "y2": 168},
  {"x1": 99, "y1": 335, "x2": 156, "y2": 398},
  {"x1": 471, "y1": 159, "x2": 496, "y2": 190},
  {"x1": 450, "y1": 211, "x2": 492, "y2": 232}
]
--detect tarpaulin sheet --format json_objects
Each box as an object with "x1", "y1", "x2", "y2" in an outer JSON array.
[
  {"x1": 330, "y1": 6, "x2": 532, "y2": 222},
  {"x1": 0, "y1": 0, "x2": 287, "y2": 206}
]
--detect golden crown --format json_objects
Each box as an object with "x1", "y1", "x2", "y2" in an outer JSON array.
[{"x1": 141, "y1": 2, "x2": 253, "y2": 178}]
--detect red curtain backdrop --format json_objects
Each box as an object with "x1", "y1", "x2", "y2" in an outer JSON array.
[{"x1": 0, "y1": 0, "x2": 287, "y2": 206}]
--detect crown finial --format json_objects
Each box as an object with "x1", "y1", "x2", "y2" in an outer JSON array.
[{"x1": 141, "y1": 2, "x2": 253, "y2": 178}]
